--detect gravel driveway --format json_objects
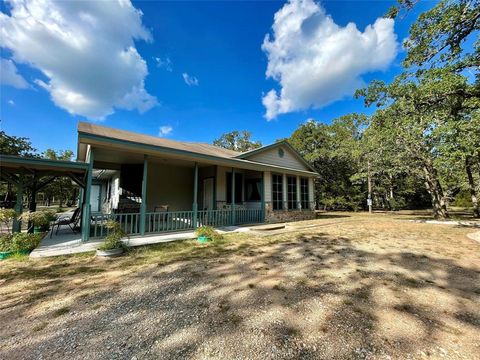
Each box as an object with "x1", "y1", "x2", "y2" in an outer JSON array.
[{"x1": 1, "y1": 213, "x2": 479, "y2": 359}]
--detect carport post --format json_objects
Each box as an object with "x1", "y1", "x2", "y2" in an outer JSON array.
[
  {"x1": 192, "y1": 162, "x2": 198, "y2": 229},
  {"x1": 81, "y1": 148, "x2": 94, "y2": 241},
  {"x1": 139, "y1": 155, "x2": 148, "y2": 235},
  {"x1": 12, "y1": 182, "x2": 23, "y2": 233}
]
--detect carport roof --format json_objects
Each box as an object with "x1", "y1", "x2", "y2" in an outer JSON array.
[{"x1": 0, "y1": 154, "x2": 88, "y2": 175}]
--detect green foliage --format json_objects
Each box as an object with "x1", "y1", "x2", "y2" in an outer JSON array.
[
  {"x1": 453, "y1": 191, "x2": 473, "y2": 207},
  {"x1": 0, "y1": 208, "x2": 17, "y2": 233},
  {"x1": 213, "y1": 131, "x2": 262, "y2": 152},
  {"x1": 0, "y1": 233, "x2": 43, "y2": 252},
  {"x1": 42, "y1": 149, "x2": 78, "y2": 206},
  {"x1": 97, "y1": 220, "x2": 127, "y2": 251},
  {"x1": 0, "y1": 131, "x2": 37, "y2": 157},
  {"x1": 20, "y1": 210, "x2": 56, "y2": 228},
  {"x1": 195, "y1": 226, "x2": 223, "y2": 241}
]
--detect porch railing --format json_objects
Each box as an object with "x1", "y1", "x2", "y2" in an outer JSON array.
[
  {"x1": 197, "y1": 209, "x2": 233, "y2": 227},
  {"x1": 90, "y1": 208, "x2": 265, "y2": 238},
  {"x1": 235, "y1": 209, "x2": 264, "y2": 225},
  {"x1": 146, "y1": 211, "x2": 195, "y2": 233},
  {"x1": 91, "y1": 212, "x2": 140, "y2": 238}
]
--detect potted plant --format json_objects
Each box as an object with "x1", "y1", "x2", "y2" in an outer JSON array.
[
  {"x1": 0, "y1": 234, "x2": 13, "y2": 260},
  {"x1": 195, "y1": 226, "x2": 222, "y2": 243},
  {"x1": 0, "y1": 232, "x2": 43, "y2": 260},
  {"x1": 96, "y1": 220, "x2": 128, "y2": 258}
]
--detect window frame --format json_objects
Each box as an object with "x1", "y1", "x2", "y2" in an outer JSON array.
[
  {"x1": 300, "y1": 177, "x2": 309, "y2": 210},
  {"x1": 287, "y1": 176, "x2": 297, "y2": 210},
  {"x1": 271, "y1": 173, "x2": 283, "y2": 211}
]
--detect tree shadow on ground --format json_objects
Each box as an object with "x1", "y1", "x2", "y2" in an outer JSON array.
[{"x1": 1, "y1": 231, "x2": 479, "y2": 359}]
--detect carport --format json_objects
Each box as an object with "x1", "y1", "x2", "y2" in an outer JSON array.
[{"x1": 0, "y1": 155, "x2": 89, "y2": 232}]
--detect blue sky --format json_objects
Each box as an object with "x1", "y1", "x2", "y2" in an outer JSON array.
[{"x1": 0, "y1": 0, "x2": 434, "y2": 155}]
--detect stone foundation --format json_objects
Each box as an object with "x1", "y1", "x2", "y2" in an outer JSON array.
[{"x1": 265, "y1": 209, "x2": 315, "y2": 223}]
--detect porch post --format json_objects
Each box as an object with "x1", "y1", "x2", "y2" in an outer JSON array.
[
  {"x1": 296, "y1": 176, "x2": 301, "y2": 210},
  {"x1": 139, "y1": 155, "x2": 148, "y2": 235},
  {"x1": 261, "y1": 172, "x2": 265, "y2": 222},
  {"x1": 231, "y1": 168, "x2": 236, "y2": 225},
  {"x1": 81, "y1": 148, "x2": 94, "y2": 242},
  {"x1": 12, "y1": 182, "x2": 23, "y2": 233},
  {"x1": 193, "y1": 162, "x2": 198, "y2": 229}
]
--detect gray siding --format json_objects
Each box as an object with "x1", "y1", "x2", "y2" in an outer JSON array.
[{"x1": 246, "y1": 146, "x2": 309, "y2": 171}]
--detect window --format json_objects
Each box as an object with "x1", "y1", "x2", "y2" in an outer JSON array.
[
  {"x1": 300, "y1": 177, "x2": 309, "y2": 210},
  {"x1": 226, "y1": 172, "x2": 243, "y2": 204},
  {"x1": 287, "y1": 176, "x2": 297, "y2": 210},
  {"x1": 246, "y1": 178, "x2": 261, "y2": 201},
  {"x1": 272, "y1": 174, "x2": 283, "y2": 210}
]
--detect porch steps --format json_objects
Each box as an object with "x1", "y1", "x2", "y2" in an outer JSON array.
[{"x1": 250, "y1": 223, "x2": 286, "y2": 231}]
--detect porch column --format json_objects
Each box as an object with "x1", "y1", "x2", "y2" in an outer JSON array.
[
  {"x1": 192, "y1": 162, "x2": 198, "y2": 229},
  {"x1": 139, "y1": 155, "x2": 149, "y2": 235},
  {"x1": 12, "y1": 182, "x2": 23, "y2": 233},
  {"x1": 231, "y1": 168, "x2": 236, "y2": 225},
  {"x1": 282, "y1": 173, "x2": 288, "y2": 210},
  {"x1": 296, "y1": 176, "x2": 301, "y2": 210},
  {"x1": 81, "y1": 148, "x2": 94, "y2": 241},
  {"x1": 261, "y1": 172, "x2": 265, "y2": 221}
]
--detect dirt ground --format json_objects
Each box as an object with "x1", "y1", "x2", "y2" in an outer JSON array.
[{"x1": 0, "y1": 211, "x2": 479, "y2": 360}]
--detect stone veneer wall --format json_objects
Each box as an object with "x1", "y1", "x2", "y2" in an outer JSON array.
[{"x1": 264, "y1": 202, "x2": 315, "y2": 223}]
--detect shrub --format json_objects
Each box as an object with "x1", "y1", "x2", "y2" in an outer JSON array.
[
  {"x1": 20, "y1": 210, "x2": 56, "y2": 229},
  {"x1": 195, "y1": 226, "x2": 223, "y2": 241},
  {"x1": 0, "y1": 234, "x2": 13, "y2": 252},
  {"x1": 97, "y1": 220, "x2": 127, "y2": 251},
  {"x1": 0, "y1": 233, "x2": 43, "y2": 252},
  {"x1": 0, "y1": 208, "x2": 17, "y2": 234}
]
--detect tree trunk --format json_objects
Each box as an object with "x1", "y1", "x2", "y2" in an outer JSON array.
[
  {"x1": 422, "y1": 164, "x2": 449, "y2": 219},
  {"x1": 466, "y1": 156, "x2": 480, "y2": 218}
]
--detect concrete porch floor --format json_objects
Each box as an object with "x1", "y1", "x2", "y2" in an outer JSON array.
[{"x1": 29, "y1": 223, "x2": 254, "y2": 258}]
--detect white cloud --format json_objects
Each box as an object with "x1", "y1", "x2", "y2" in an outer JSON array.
[
  {"x1": 154, "y1": 57, "x2": 172, "y2": 71},
  {"x1": 0, "y1": 59, "x2": 29, "y2": 88},
  {"x1": 0, "y1": 0, "x2": 158, "y2": 120},
  {"x1": 261, "y1": 0, "x2": 398, "y2": 120},
  {"x1": 182, "y1": 73, "x2": 199, "y2": 86},
  {"x1": 158, "y1": 125, "x2": 173, "y2": 137},
  {"x1": 8, "y1": 99, "x2": 15, "y2": 105}
]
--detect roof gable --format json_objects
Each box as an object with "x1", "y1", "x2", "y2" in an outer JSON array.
[{"x1": 236, "y1": 141, "x2": 314, "y2": 172}]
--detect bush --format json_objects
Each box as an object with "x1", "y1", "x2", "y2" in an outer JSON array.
[
  {"x1": 0, "y1": 233, "x2": 43, "y2": 252},
  {"x1": 195, "y1": 226, "x2": 223, "y2": 241},
  {"x1": 0, "y1": 208, "x2": 17, "y2": 234},
  {"x1": 0, "y1": 234, "x2": 13, "y2": 252},
  {"x1": 20, "y1": 210, "x2": 56, "y2": 228},
  {"x1": 97, "y1": 220, "x2": 127, "y2": 251}
]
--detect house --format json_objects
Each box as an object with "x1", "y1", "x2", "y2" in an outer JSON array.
[{"x1": 77, "y1": 122, "x2": 318, "y2": 240}]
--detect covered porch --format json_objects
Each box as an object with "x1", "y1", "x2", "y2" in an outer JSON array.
[{"x1": 82, "y1": 145, "x2": 266, "y2": 241}]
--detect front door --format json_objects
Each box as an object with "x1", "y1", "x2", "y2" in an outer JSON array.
[
  {"x1": 90, "y1": 184, "x2": 101, "y2": 212},
  {"x1": 203, "y1": 178, "x2": 214, "y2": 210}
]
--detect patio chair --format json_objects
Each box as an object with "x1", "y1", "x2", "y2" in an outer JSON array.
[{"x1": 50, "y1": 207, "x2": 82, "y2": 238}]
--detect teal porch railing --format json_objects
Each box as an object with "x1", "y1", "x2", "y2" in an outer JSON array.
[
  {"x1": 146, "y1": 211, "x2": 195, "y2": 233},
  {"x1": 91, "y1": 212, "x2": 140, "y2": 238},
  {"x1": 234, "y1": 209, "x2": 264, "y2": 225},
  {"x1": 90, "y1": 208, "x2": 264, "y2": 238}
]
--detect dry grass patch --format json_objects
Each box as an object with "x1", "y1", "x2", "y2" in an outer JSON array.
[{"x1": 0, "y1": 211, "x2": 479, "y2": 360}]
